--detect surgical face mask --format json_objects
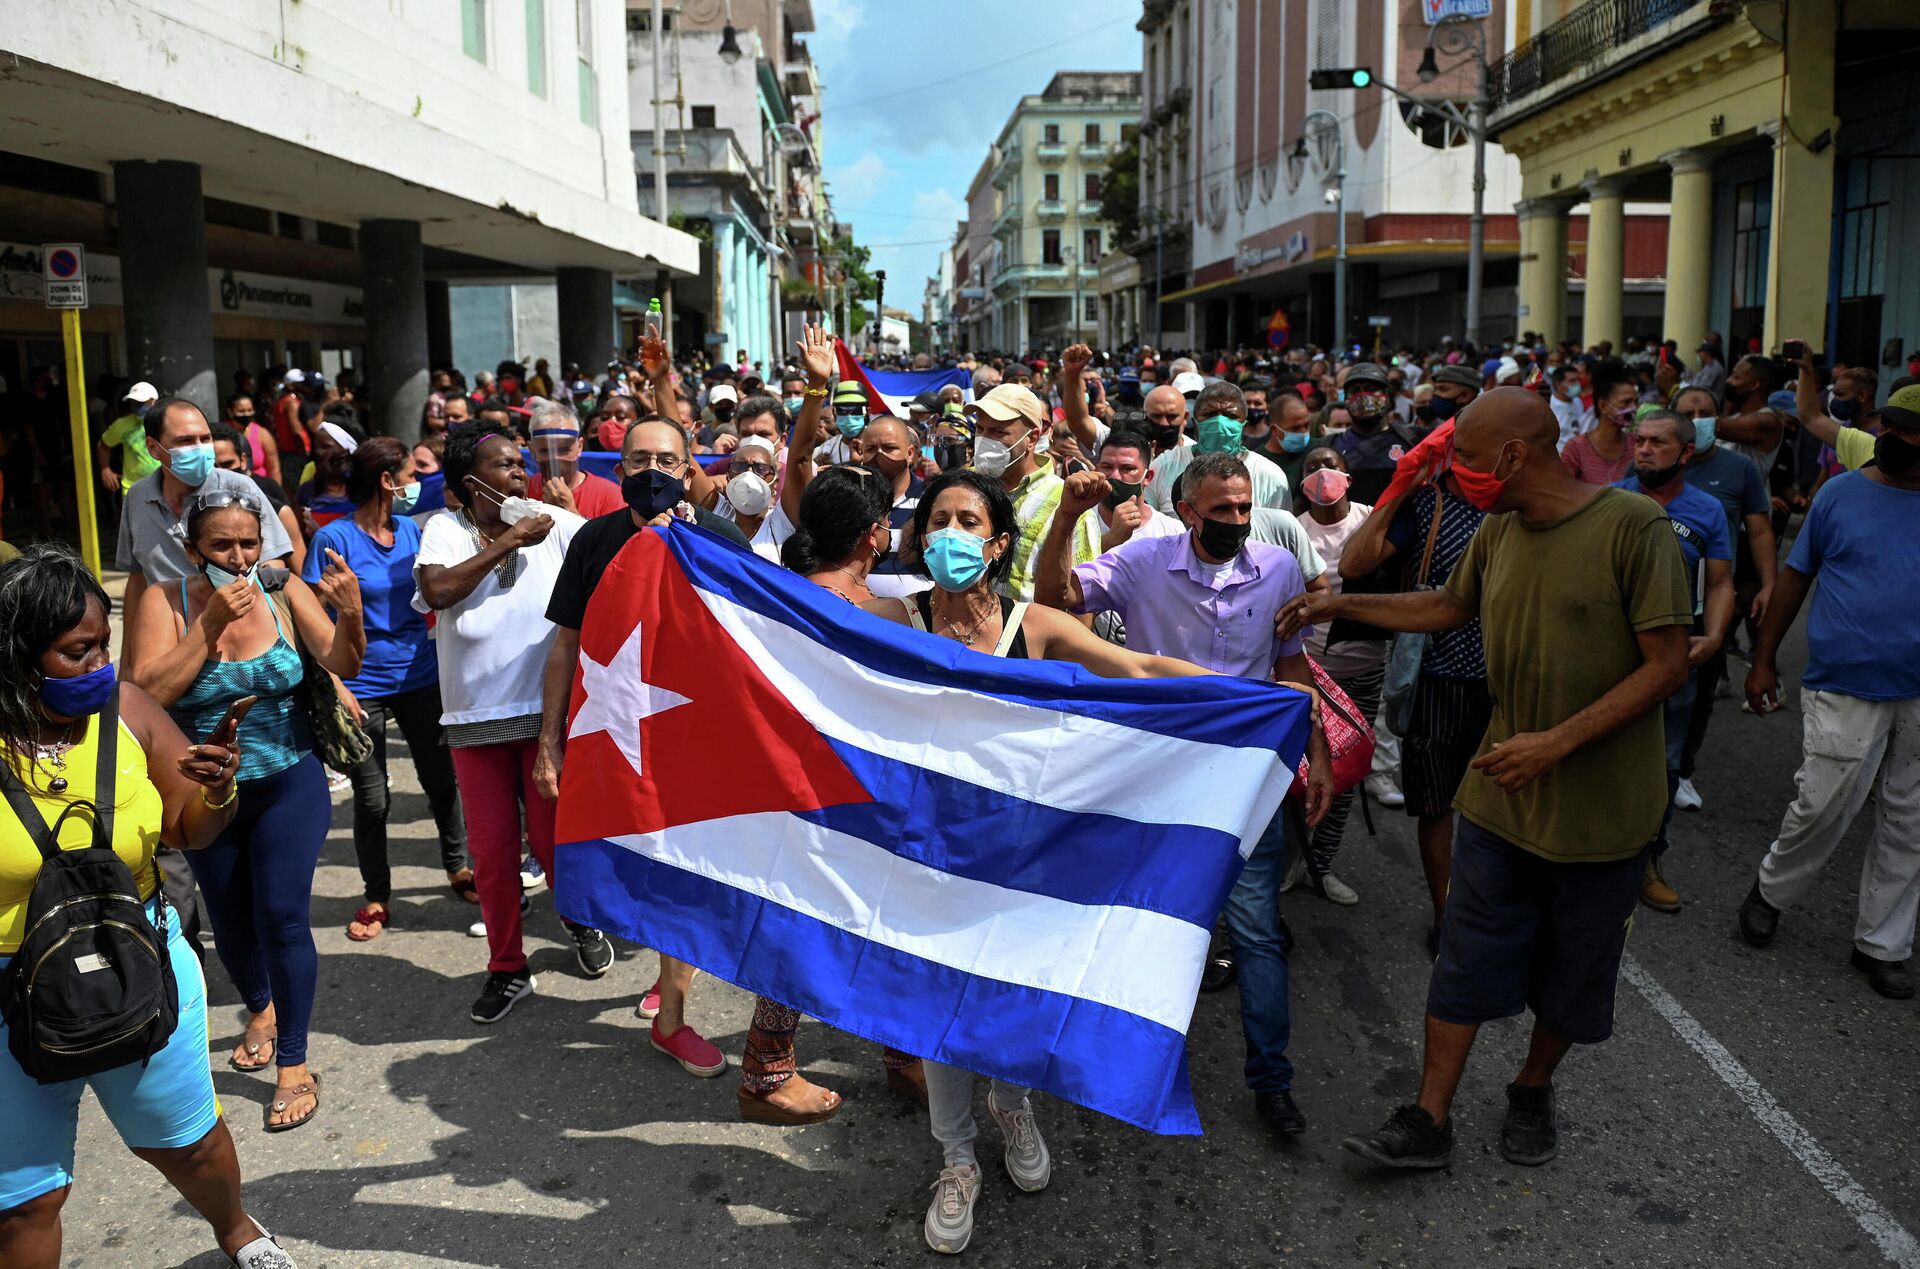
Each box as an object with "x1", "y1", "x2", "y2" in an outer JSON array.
[
  {"x1": 201, "y1": 559, "x2": 258, "y2": 590},
  {"x1": 924, "y1": 527, "x2": 989, "y2": 592},
  {"x1": 1692, "y1": 416, "x2": 1718, "y2": 450},
  {"x1": 1194, "y1": 414, "x2": 1246, "y2": 455},
  {"x1": 40, "y1": 662, "x2": 116, "y2": 718},
  {"x1": 1279, "y1": 429, "x2": 1313, "y2": 453},
  {"x1": 972, "y1": 432, "x2": 1026, "y2": 479},
  {"x1": 168, "y1": 442, "x2": 216, "y2": 487},
  {"x1": 784, "y1": 396, "x2": 806, "y2": 415},
  {"x1": 389, "y1": 479, "x2": 421, "y2": 515},
  {"x1": 834, "y1": 409, "x2": 868, "y2": 439},
  {"x1": 726, "y1": 471, "x2": 773, "y2": 516},
  {"x1": 466, "y1": 475, "x2": 540, "y2": 524}
]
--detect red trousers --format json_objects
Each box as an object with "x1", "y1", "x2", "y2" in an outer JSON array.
[{"x1": 451, "y1": 739, "x2": 554, "y2": 974}]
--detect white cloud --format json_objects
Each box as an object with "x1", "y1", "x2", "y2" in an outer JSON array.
[
  {"x1": 910, "y1": 187, "x2": 965, "y2": 224},
  {"x1": 813, "y1": 0, "x2": 863, "y2": 43},
  {"x1": 830, "y1": 153, "x2": 890, "y2": 205}
]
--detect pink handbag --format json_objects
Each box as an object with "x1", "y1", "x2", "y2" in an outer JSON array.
[{"x1": 1289, "y1": 656, "x2": 1377, "y2": 801}]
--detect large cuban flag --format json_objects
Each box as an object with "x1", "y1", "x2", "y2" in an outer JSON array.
[
  {"x1": 551, "y1": 520, "x2": 1311, "y2": 1134},
  {"x1": 834, "y1": 338, "x2": 972, "y2": 418}
]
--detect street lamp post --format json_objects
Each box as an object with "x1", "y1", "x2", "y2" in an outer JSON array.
[
  {"x1": 1417, "y1": 14, "x2": 1490, "y2": 347},
  {"x1": 1294, "y1": 110, "x2": 1346, "y2": 354},
  {"x1": 649, "y1": 0, "x2": 674, "y2": 336},
  {"x1": 1063, "y1": 244, "x2": 1080, "y2": 346}
]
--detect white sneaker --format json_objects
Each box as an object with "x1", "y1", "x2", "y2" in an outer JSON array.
[
  {"x1": 923, "y1": 1163, "x2": 981, "y2": 1254},
  {"x1": 231, "y1": 1223, "x2": 298, "y2": 1268},
  {"x1": 987, "y1": 1094, "x2": 1051, "y2": 1192},
  {"x1": 1364, "y1": 773, "x2": 1406, "y2": 807},
  {"x1": 1279, "y1": 855, "x2": 1307, "y2": 894},
  {"x1": 1674, "y1": 778, "x2": 1703, "y2": 812},
  {"x1": 1313, "y1": 870, "x2": 1360, "y2": 906}
]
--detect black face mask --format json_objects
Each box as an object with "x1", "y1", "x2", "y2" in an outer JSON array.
[
  {"x1": 1876, "y1": 430, "x2": 1920, "y2": 478},
  {"x1": 712, "y1": 403, "x2": 735, "y2": 422},
  {"x1": 1636, "y1": 461, "x2": 1684, "y2": 491},
  {"x1": 1146, "y1": 421, "x2": 1183, "y2": 449},
  {"x1": 622, "y1": 468, "x2": 685, "y2": 518},
  {"x1": 1104, "y1": 478, "x2": 1143, "y2": 509},
  {"x1": 1416, "y1": 398, "x2": 1458, "y2": 425},
  {"x1": 1194, "y1": 515, "x2": 1251, "y2": 561}
]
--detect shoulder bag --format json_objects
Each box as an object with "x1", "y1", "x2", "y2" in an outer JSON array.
[{"x1": 267, "y1": 583, "x2": 374, "y2": 774}]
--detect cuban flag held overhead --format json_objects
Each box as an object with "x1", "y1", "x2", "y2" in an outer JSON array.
[{"x1": 551, "y1": 521, "x2": 1311, "y2": 1134}]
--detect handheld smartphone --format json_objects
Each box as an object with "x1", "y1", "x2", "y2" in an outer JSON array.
[
  {"x1": 206, "y1": 695, "x2": 258, "y2": 749},
  {"x1": 1783, "y1": 339, "x2": 1807, "y2": 361}
]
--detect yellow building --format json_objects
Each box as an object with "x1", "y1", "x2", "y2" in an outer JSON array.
[
  {"x1": 1493, "y1": 0, "x2": 1920, "y2": 368},
  {"x1": 986, "y1": 72, "x2": 1142, "y2": 352}
]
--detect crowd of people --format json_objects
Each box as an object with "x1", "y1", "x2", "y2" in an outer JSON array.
[{"x1": 0, "y1": 317, "x2": 1915, "y2": 1266}]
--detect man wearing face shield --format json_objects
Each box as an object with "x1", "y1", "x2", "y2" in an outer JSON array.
[
  {"x1": 525, "y1": 398, "x2": 625, "y2": 519},
  {"x1": 1331, "y1": 363, "x2": 1420, "y2": 506}
]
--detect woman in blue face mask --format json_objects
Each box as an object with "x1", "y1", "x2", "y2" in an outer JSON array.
[
  {"x1": 887, "y1": 468, "x2": 1227, "y2": 1255},
  {"x1": 0, "y1": 543, "x2": 305, "y2": 1266},
  {"x1": 303, "y1": 439, "x2": 473, "y2": 945},
  {"x1": 128, "y1": 490, "x2": 366, "y2": 1132}
]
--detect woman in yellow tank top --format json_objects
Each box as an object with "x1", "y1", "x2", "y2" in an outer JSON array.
[{"x1": 0, "y1": 545, "x2": 300, "y2": 1269}]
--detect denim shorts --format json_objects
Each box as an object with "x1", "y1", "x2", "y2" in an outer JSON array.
[
  {"x1": 0, "y1": 899, "x2": 221, "y2": 1210},
  {"x1": 1427, "y1": 818, "x2": 1644, "y2": 1044}
]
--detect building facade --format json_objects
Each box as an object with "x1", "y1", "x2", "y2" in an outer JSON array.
[
  {"x1": 0, "y1": 0, "x2": 696, "y2": 437},
  {"x1": 1493, "y1": 0, "x2": 1920, "y2": 372},
  {"x1": 1128, "y1": 0, "x2": 1552, "y2": 354},
  {"x1": 985, "y1": 72, "x2": 1143, "y2": 354},
  {"x1": 627, "y1": 0, "x2": 839, "y2": 372}
]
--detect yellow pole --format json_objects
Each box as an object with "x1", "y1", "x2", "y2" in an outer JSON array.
[{"x1": 60, "y1": 309, "x2": 102, "y2": 578}]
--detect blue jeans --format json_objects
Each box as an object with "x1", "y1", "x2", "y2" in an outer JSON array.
[
  {"x1": 1220, "y1": 801, "x2": 1297, "y2": 1093},
  {"x1": 1654, "y1": 669, "x2": 1698, "y2": 859}
]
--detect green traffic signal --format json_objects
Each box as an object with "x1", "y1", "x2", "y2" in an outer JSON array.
[{"x1": 1309, "y1": 67, "x2": 1375, "y2": 91}]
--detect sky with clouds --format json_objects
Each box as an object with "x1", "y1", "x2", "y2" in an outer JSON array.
[{"x1": 807, "y1": 0, "x2": 1143, "y2": 313}]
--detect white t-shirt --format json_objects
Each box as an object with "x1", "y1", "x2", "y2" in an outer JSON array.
[
  {"x1": 412, "y1": 506, "x2": 586, "y2": 726},
  {"x1": 1550, "y1": 394, "x2": 1594, "y2": 451},
  {"x1": 714, "y1": 496, "x2": 795, "y2": 563},
  {"x1": 1295, "y1": 502, "x2": 1385, "y2": 676}
]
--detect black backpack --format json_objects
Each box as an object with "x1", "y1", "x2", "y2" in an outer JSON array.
[{"x1": 0, "y1": 689, "x2": 179, "y2": 1084}]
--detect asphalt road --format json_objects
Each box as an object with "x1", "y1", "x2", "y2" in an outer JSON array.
[{"x1": 56, "y1": 609, "x2": 1920, "y2": 1268}]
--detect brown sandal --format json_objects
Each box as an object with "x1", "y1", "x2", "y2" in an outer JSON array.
[
  {"x1": 737, "y1": 1076, "x2": 842, "y2": 1126},
  {"x1": 447, "y1": 869, "x2": 480, "y2": 904},
  {"x1": 887, "y1": 1061, "x2": 930, "y2": 1109},
  {"x1": 346, "y1": 905, "x2": 389, "y2": 941},
  {"x1": 265, "y1": 1073, "x2": 320, "y2": 1133},
  {"x1": 229, "y1": 1025, "x2": 277, "y2": 1072}
]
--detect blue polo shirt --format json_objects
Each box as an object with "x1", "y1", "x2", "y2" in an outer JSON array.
[
  {"x1": 303, "y1": 514, "x2": 439, "y2": 700},
  {"x1": 1785, "y1": 472, "x2": 1920, "y2": 701},
  {"x1": 1681, "y1": 444, "x2": 1767, "y2": 541},
  {"x1": 1613, "y1": 477, "x2": 1731, "y2": 616}
]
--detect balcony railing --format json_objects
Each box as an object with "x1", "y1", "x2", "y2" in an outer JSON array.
[
  {"x1": 1035, "y1": 198, "x2": 1067, "y2": 220},
  {"x1": 1035, "y1": 142, "x2": 1069, "y2": 164},
  {"x1": 1487, "y1": 0, "x2": 1736, "y2": 113}
]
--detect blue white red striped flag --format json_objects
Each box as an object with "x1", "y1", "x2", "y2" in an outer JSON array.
[{"x1": 551, "y1": 521, "x2": 1310, "y2": 1134}]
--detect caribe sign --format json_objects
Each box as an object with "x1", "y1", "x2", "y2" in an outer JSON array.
[{"x1": 1424, "y1": 0, "x2": 1491, "y2": 23}]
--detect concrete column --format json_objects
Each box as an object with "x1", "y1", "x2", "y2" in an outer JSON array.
[
  {"x1": 425, "y1": 279, "x2": 454, "y2": 371},
  {"x1": 359, "y1": 219, "x2": 429, "y2": 443},
  {"x1": 1661, "y1": 151, "x2": 1715, "y2": 347},
  {"x1": 1516, "y1": 197, "x2": 1570, "y2": 346},
  {"x1": 114, "y1": 160, "x2": 217, "y2": 413},
  {"x1": 1763, "y1": 0, "x2": 1838, "y2": 353},
  {"x1": 1582, "y1": 178, "x2": 1629, "y2": 351},
  {"x1": 556, "y1": 267, "x2": 616, "y2": 377}
]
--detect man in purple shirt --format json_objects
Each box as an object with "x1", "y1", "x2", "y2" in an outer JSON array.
[{"x1": 1037, "y1": 452, "x2": 1329, "y2": 1139}]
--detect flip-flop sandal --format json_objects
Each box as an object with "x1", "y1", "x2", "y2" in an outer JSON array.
[
  {"x1": 346, "y1": 906, "x2": 389, "y2": 942},
  {"x1": 229, "y1": 1028, "x2": 277, "y2": 1072},
  {"x1": 737, "y1": 1078, "x2": 842, "y2": 1126},
  {"x1": 265, "y1": 1074, "x2": 320, "y2": 1133},
  {"x1": 447, "y1": 870, "x2": 480, "y2": 904}
]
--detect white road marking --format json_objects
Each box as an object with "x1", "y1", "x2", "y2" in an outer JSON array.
[{"x1": 1622, "y1": 954, "x2": 1920, "y2": 1268}]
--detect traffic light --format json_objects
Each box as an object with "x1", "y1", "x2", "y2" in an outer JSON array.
[{"x1": 1310, "y1": 67, "x2": 1374, "y2": 90}]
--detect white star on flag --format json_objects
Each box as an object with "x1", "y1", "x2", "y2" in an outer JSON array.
[{"x1": 567, "y1": 622, "x2": 691, "y2": 778}]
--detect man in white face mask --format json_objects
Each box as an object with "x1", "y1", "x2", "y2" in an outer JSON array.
[{"x1": 965, "y1": 384, "x2": 1059, "y2": 602}]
